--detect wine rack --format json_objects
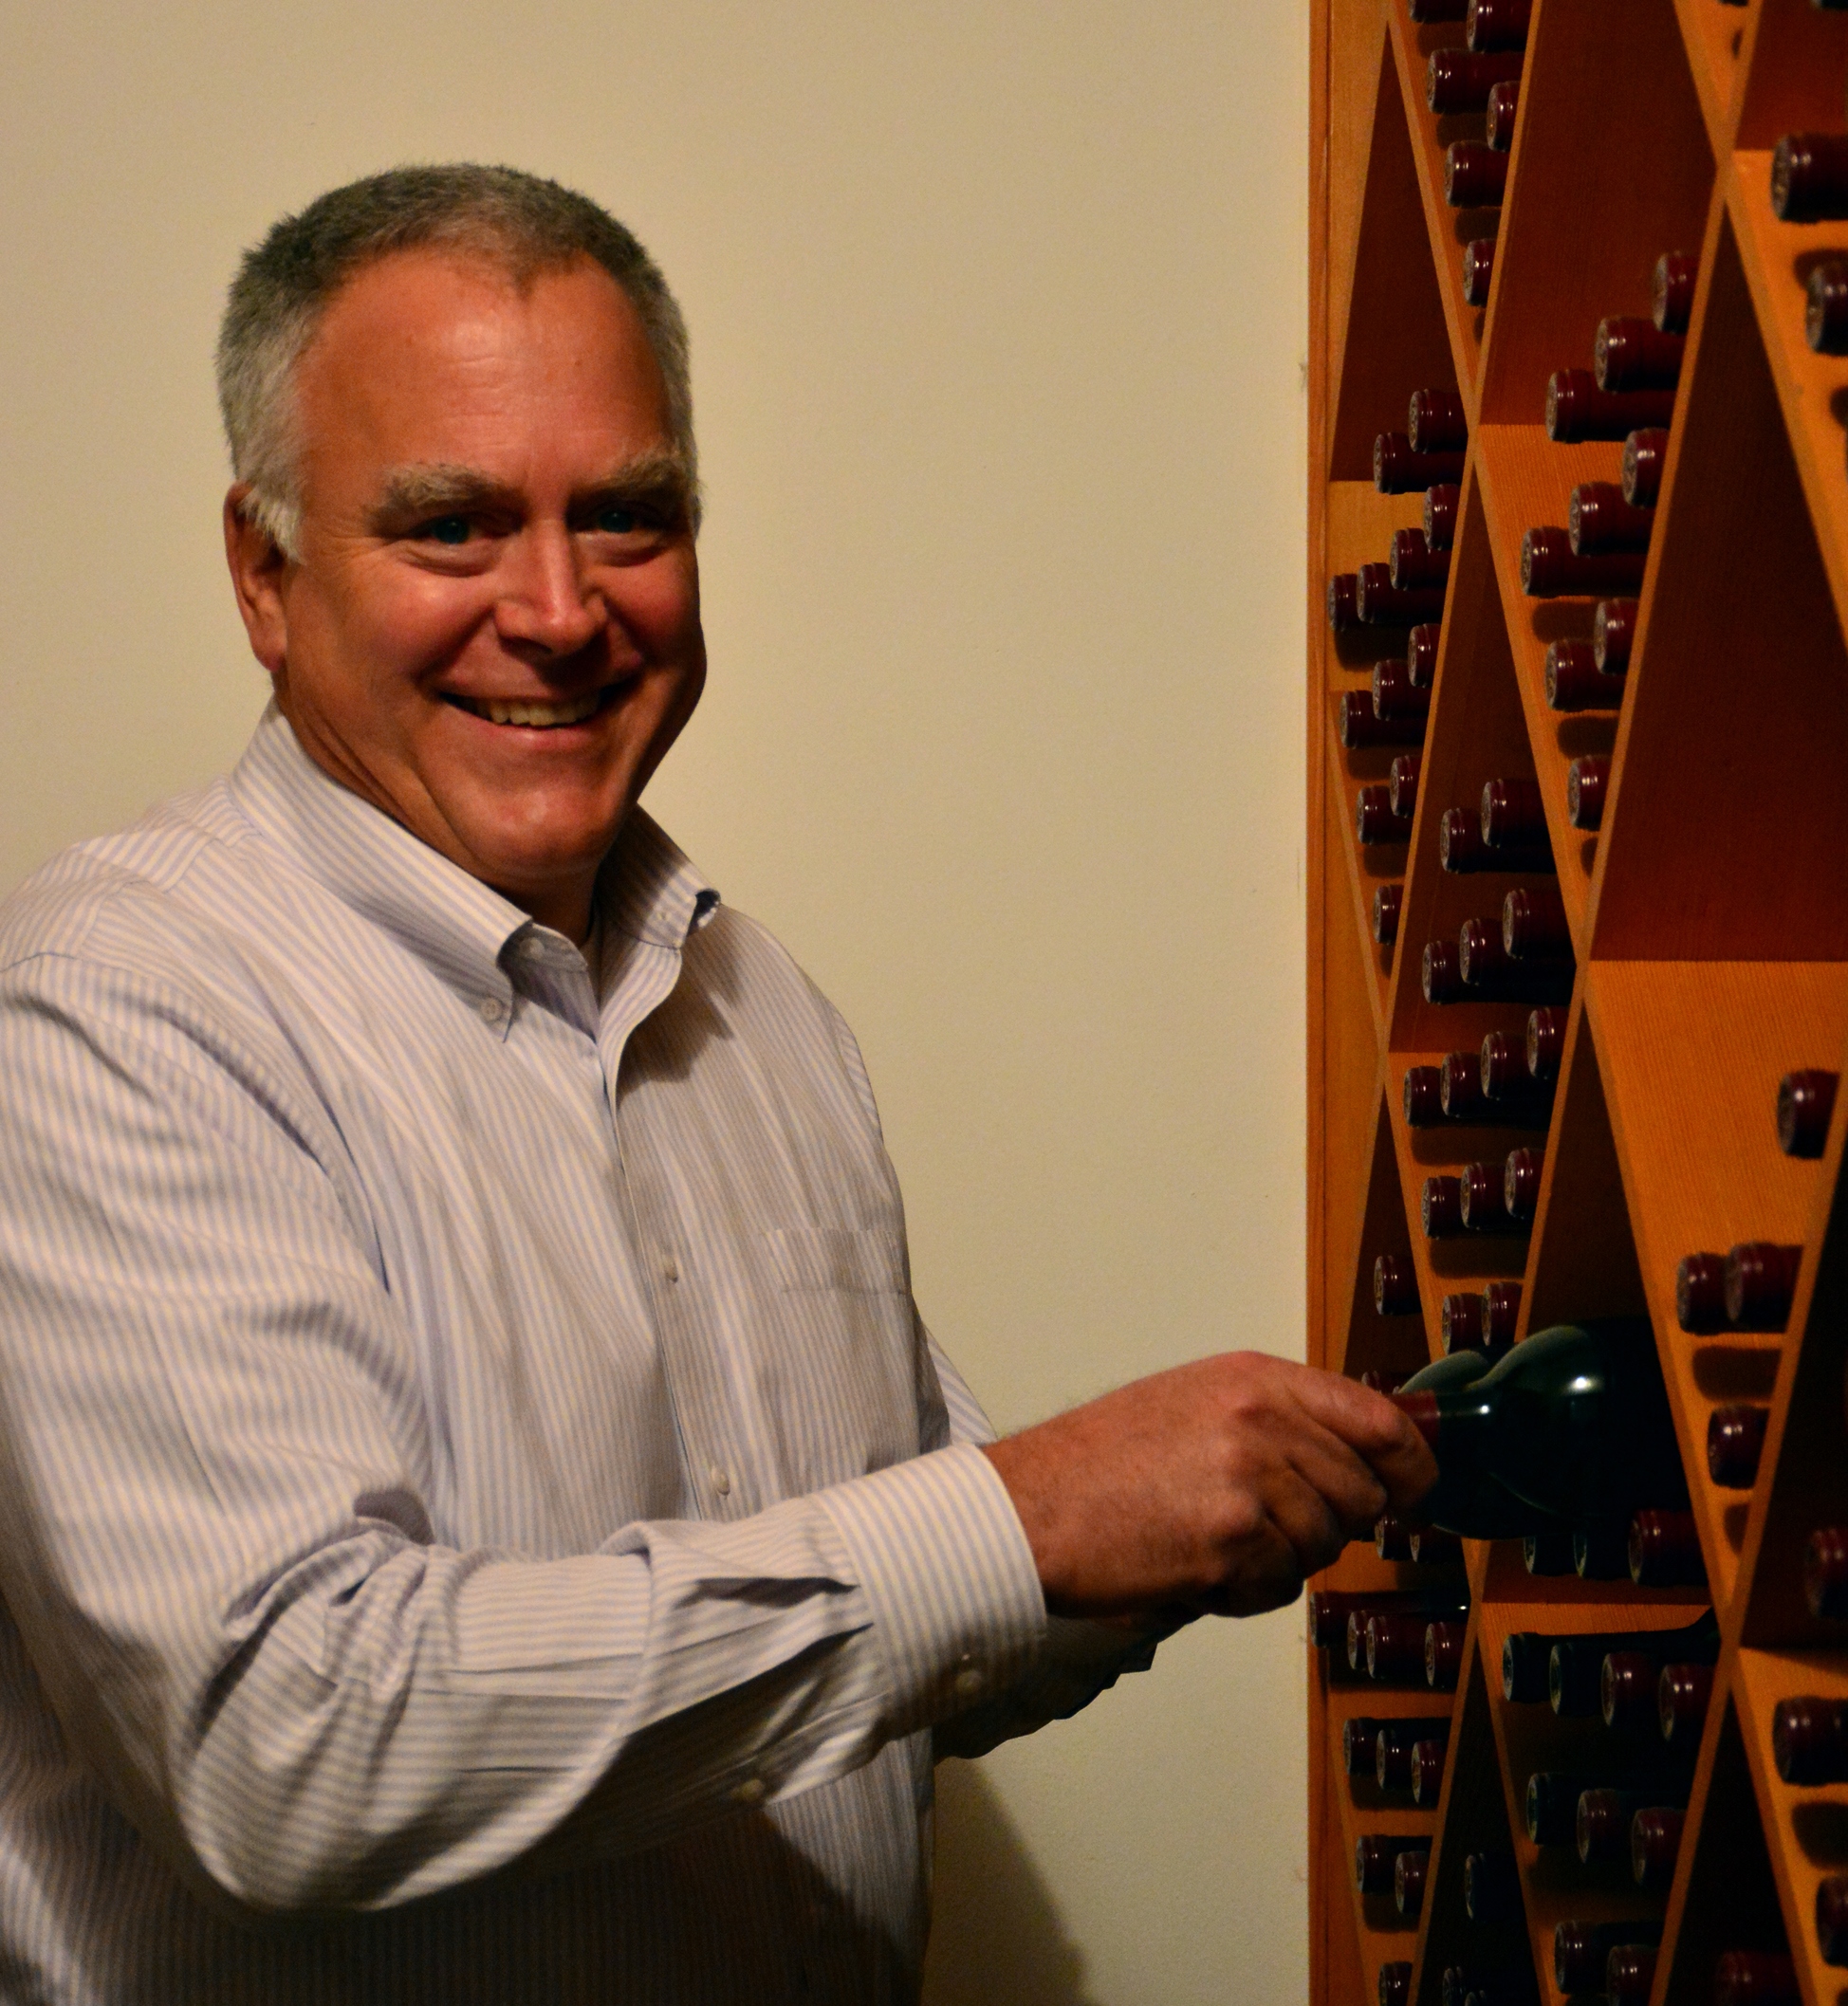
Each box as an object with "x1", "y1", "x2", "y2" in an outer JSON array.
[{"x1": 1306, "y1": 5, "x2": 1848, "y2": 2006}]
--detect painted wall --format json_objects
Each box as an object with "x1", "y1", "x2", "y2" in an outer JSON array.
[{"x1": 0, "y1": 8, "x2": 1310, "y2": 2000}]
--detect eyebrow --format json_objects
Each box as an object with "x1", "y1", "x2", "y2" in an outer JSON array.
[{"x1": 366, "y1": 450, "x2": 693, "y2": 531}]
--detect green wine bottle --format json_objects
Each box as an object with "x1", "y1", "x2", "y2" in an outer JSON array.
[
  {"x1": 1394, "y1": 1322, "x2": 1687, "y2": 1534},
  {"x1": 1396, "y1": 1349, "x2": 1568, "y2": 1539}
]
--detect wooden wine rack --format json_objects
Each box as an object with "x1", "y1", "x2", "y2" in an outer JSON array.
[{"x1": 1306, "y1": 4, "x2": 1848, "y2": 2005}]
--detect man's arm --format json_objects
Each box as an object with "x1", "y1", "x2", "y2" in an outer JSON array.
[{"x1": 0, "y1": 946, "x2": 1047, "y2": 1914}]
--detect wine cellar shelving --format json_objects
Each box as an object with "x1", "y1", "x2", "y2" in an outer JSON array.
[{"x1": 1307, "y1": 5, "x2": 1848, "y2": 2006}]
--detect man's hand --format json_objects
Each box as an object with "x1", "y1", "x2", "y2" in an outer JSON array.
[{"x1": 981, "y1": 1353, "x2": 1437, "y2": 1621}]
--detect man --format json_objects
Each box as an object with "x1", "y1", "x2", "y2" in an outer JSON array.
[{"x1": 0, "y1": 166, "x2": 1430, "y2": 2001}]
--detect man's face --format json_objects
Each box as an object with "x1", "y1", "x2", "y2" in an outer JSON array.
[{"x1": 225, "y1": 248, "x2": 705, "y2": 941}]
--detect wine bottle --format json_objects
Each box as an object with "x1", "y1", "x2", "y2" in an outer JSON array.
[
  {"x1": 1376, "y1": 1514, "x2": 1418, "y2": 1561},
  {"x1": 1807, "y1": 261, "x2": 1848, "y2": 355},
  {"x1": 1374, "y1": 883, "x2": 1404, "y2": 948},
  {"x1": 1410, "y1": 388, "x2": 1469, "y2": 454},
  {"x1": 1446, "y1": 143, "x2": 1508, "y2": 208},
  {"x1": 1731, "y1": 1242, "x2": 1802, "y2": 1329},
  {"x1": 1546, "y1": 370, "x2": 1676, "y2": 444},
  {"x1": 1481, "y1": 776, "x2": 1546, "y2": 848},
  {"x1": 1425, "y1": 46, "x2": 1523, "y2": 113},
  {"x1": 1523, "y1": 527, "x2": 1647, "y2": 598},
  {"x1": 1605, "y1": 1945, "x2": 1656, "y2": 2006},
  {"x1": 1772, "y1": 133, "x2": 1848, "y2": 224},
  {"x1": 1575, "y1": 1519, "x2": 1630, "y2": 1581},
  {"x1": 1410, "y1": 623, "x2": 1441, "y2": 689},
  {"x1": 1462, "y1": 237, "x2": 1495, "y2": 308},
  {"x1": 1774, "y1": 1696, "x2": 1848, "y2": 1783},
  {"x1": 1658, "y1": 1661, "x2": 1713, "y2": 1745},
  {"x1": 1570, "y1": 482, "x2": 1653, "y2": 556},
  {"x1": 1340, "y1": 690, "x2": 1427, "y2": 750},
  {"x1": 1676, "y1": 1252, "x2": 1726, "y2": 1333},
  {"x1": 1308, "y1": 1588, "x2": 1469, "y2": 1652},
  {"x1": 1622, "y1": 428, "x2": 1670, "y2": 507},
  {"x1": 1566, "y1": 756, "x2": 1609, "y2": 832},
  {"x1": 1423, "y1": 1173, "x2": 1466, "y2": 1238},
  {"x1": 1391, "y1": 527, "x2": 1452, "y2": 592},
  {"x1": 1380, "y1": 657, "x2": 1436, "y2": 722},
  {"x1": 1358, "y1": 785, "x2": 1413, "y2": 846},
  {"x1": 1708, "y1": 1403, "x2": 1768, "y2": 1488},
  {"x1": 1459, "y1": 1158, "x2": 1525, "y2": 1232},
  {"x1": 1482, "y1": 1033, "x2": 1552, "y2": 1113},
  {"x1": 1439, "y1": 1051, "x2": 1491, "y2": 1121},
  {"x1": 1390, "y1": 753, "x2": 1422, "y2": 820},
  {"x1": 1806, "y1": 1526, "x2": 1848, "y2": 1620},
  {"x1": 1376, "y1": 432, "x2": 1468, "y2": 493},
  {"x1": 1427, "y1": 1619, "x2": 1467, "y2": 1690},
  {"x1": 1462, "y1": 1848, "x2": 1521, "y2": 1925},
  {"x1": 1425, "y1": 483, "x2": 1462, "y2": 550},
  {"x1": 1342, "y1": 1715, "x2": 1384, "y2": 1776},
  {"x1": 1411, "y1": 1529, "x2": 1457, "y2": 1565},
  {"x1": 1412, "y1": 1735, "x2": 1448, "y2": 1805},
  {"x1": 1395, "y1": 1845, "x2": 1431, "y2": 1917},
  {"x1": 1653, "y1": 251, "x2": 1698, "y2": 335},
  {"x1": 1367, "y1": 1610, "x2": 1445, "y2": 1681},
  {"x1": 1443, "y1": 1282, "x2": 1521, "y2": 1354},
  {"x1": 1631, "y1": 1804, "x2": 1685, "y2": 1888},
  {"x1": 1380, "y1": 1966, "x2": 1414, "y2": 2006},
  {"x1": 1439, "y1": 808, "x2": 1554, "y2": 874},
  {"x1": 1630, "y1": 1509, "x2": 1705, "y2": 1588},
  {"x1": 1375, "y1": 1251, "x2": 1421, "y2": 1316},
  {"x1": 1328, "y1": 574, "x2": 1359, "y2": 628},
  {"x1": 1595, "y1": 318, "x2": 1684, "y2": 394},
  {"x1": 1525, "y1": 1524, "x2": 1576, "y2": 1575},
  {"x1": 1778, "y1": 1068, "x2": 1838, "y2": 1157},
  {"x1": 1398, "y1": 1349, "x2": 1560, "y2": 1537},
  {"x1": 1466, "y1": 0, "x2": 1530, "y2": 53},
  {"x1": 1594, "y1": 597, "x2": 1638, "y2": 673},
  {"x1": 1503, "y1": 1147, "x2": 1543, "y2": 1222},
  {"x1": 1365, "y1": 1714, "x2": 1454, "y2": 1786},
  {"x1": 1456, "y1": 918, "x2": 1574, "y2": 1002},
  {"x1": 1599, "y1": 1612, "x2": 1720, "y2": 1728},
  {"x1": 1546, "y1": 639, "x2": 1620, "y2": 712},
  {"x1": 1819, "y1": 1875, "x2": 1848, "y2": 1964},
  {"x1": 1393, "y1": 1320, "x2": 1688, "y2": 1534},
  {"x1": 1486, "y1": 79, "x2": 1519, "y2": 150},
  {"x1": 1713, "y1": 1955, "x2": 1798, "y2": 2006},
  {"x1": 1579, "y1": 1785, "x2": 1687, "y2": 1868},
  {"x1": 1355, "y1": 1833, "x2": 1431, "y2": 1894},
  {"x1": 1555, "y1": 1920, "x2": 1663, "y2": 1997},
  {"x1": 1526, "y1": 1005, "x2": 1567, "y2": 1085},
  {"x1": 1361, "y1": 1368, "x2": 1411, "y2": 1394},
  {"x1": 1502, "y1": 1629, "x2": 1552, "y2": 1702},
  {"x1": 1546, "y1": 1629, "x2": 1645, "y2": 1717},
  {"x1": 1358, "y1": 561, "x2": 1447, "y2": 624},
  {"x1": 1503, "y1": 885, "x2": 1570, "y2": 958},
  {"x1": 1405, "y1": 1064, "x2": 1447, "y2": 1125},
  {"x1": 1526, "y1": 1769, "x2": 1601, "y2": 1846}
]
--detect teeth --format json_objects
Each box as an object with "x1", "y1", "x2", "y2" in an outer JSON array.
[{"x1": 457, "y1": 690, "x2": 603, "y2": 727}]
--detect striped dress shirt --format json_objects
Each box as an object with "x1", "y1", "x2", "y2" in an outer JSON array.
[{"x1": 0, "y1": 705, "x2": 1160, "y2": 2004}]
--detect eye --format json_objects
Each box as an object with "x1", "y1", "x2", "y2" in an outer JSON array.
[
  {"x1": 594, "y1": 504, "x2": 639, "y2": 535},
  {"x1": 417, "y1": 515, "x2": 473, "y2": 545}
]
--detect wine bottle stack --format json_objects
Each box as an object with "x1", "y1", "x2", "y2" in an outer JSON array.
[{"x1": 1306, "y1": 3, "x2": 1848, "y2": 2001}]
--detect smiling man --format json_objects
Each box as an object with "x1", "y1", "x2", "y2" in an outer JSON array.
[{"x1": 0, "y1": 167, "x2": 1430, "y2": 2003}]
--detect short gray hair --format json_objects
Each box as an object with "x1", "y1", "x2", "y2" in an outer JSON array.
[{"x1": 216, "y1": 164, "x2": 696, "y2": 557}]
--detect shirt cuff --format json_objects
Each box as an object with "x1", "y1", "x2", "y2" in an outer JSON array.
[{"x1": 816, "y1": 1443, "x2": 1045, "y2": 1739}]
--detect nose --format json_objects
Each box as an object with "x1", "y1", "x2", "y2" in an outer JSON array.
[{"x1": 493, "y1": 521, "x2": 606, "y2": 659}]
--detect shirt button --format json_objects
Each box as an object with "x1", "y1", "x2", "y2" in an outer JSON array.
[
  {"x1": 732, "y1": 1776, "x2": 767, "y2": 1807},
  {"x1": 478, "y1": 996, "x2": 507, "y2": 1024},
  {"x1": 519, "y1": 936, "x2": 546, "y2": 962},
  {"x1": 953, "y1": 1666, "x2": 984, "y2": 1701},
  {"x1": 711, "y1": 1467, "x2": 732, "y2": 1496},
  {"x1": 661, "y1": 1255, "x2": 680, "y2": 1283}
]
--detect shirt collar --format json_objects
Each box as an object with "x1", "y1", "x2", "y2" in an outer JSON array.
[{"x1": 229, "y1": 703, "x2": 718, "y2": 1005}]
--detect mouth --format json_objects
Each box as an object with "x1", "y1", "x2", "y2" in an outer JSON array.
[{"x1": 442, "y1": 687, "x2": 616, "y2": 729}]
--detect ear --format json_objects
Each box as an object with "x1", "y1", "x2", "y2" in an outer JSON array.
[{"x1": 223, "y1": 485, "x2": 291, "y2": 677}]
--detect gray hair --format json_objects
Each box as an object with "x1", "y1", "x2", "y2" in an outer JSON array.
[{"x1": 216, "y1": 164, "x2": 697, "y2": 557}]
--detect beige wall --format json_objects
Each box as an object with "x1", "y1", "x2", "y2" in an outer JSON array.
[{"x1": 0, "y1": 7, "x2": 1310, "y2": 2000}]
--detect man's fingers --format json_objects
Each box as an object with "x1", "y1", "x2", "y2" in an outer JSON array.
[
  {"x1": 1288, "y1": 1363, "x2": 1438, "y2": 1511},
  {"x1": 1260, "y1": 1469, "x2": 1349, "y2": 1582},
  {"x1": 1278, "y1": 1426, "x2": 1390, "y2": 1537}
]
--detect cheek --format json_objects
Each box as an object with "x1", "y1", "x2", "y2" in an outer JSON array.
[{"x1": 607, "y1": 554, "x2": 702, "y2": 653}]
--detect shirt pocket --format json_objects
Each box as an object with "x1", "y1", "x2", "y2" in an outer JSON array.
[{"x1": 763, "y1": 1224, "x2": 909, "y2": 1297}]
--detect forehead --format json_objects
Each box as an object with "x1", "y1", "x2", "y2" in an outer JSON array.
[{"x1": 292, "y1": 248, "x2": 672, "y2": 484}]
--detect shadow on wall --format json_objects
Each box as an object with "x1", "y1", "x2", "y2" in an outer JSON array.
[{"x1": 922, "y1": 1759, "x2": 1102, "y2": 2006}]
